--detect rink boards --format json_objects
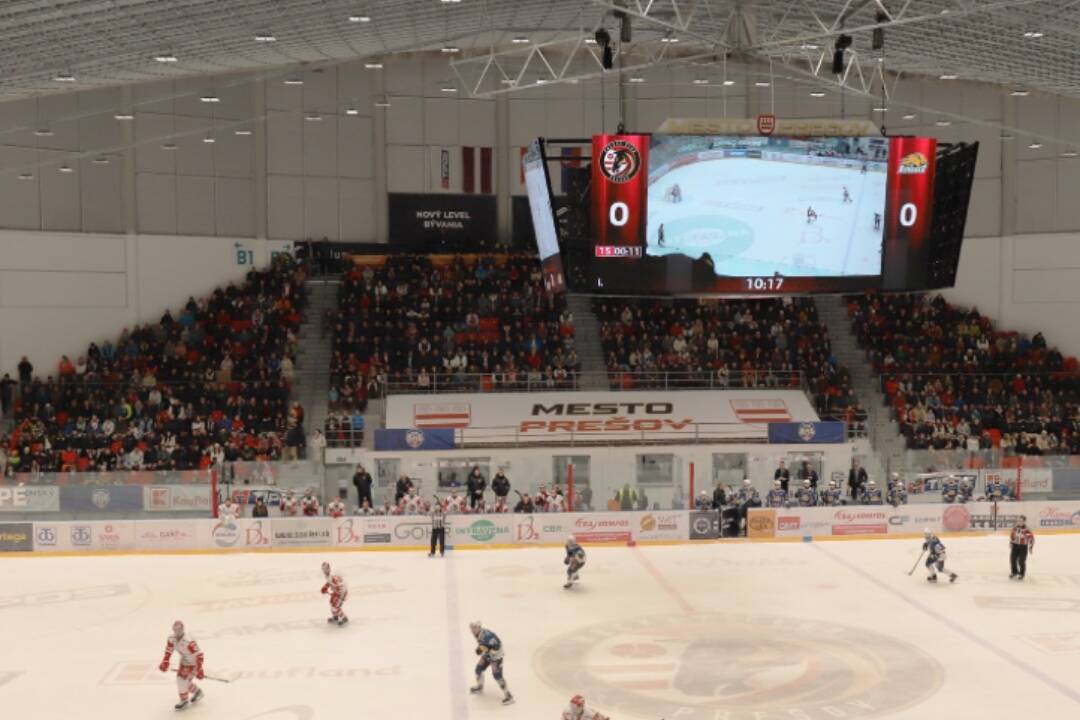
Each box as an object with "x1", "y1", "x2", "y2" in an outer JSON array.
[{"x1": 3, "y1": 501, "x2": 1079, "y2": 555}]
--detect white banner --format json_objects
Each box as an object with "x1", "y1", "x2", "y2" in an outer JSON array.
[
  {"x1": 387, "y1": 390, "x2": 819, "y2": 443},
  {"x1": 200, "y1": 518, "x2": 273, "y2": 550},
  {"x1": 568, "y1": 512, "x2": 634, "y2": 543},
  {"x1": 447, "y1": 515, "x2": 514, "y2": 545},
  {"x1": 511, "y1": 513, "x2": 575, "y2": 544},
  {"x1": 271, "y1": 517, "x2": 333, "y2": 547},
  {"x1": 0, "y1": 486, "x2": 60, "y2": 513},
  {"x1": 1020, "y1": 468, "x2": 1053, "y2": 494},
  {"x1": 632, "y1": 511, "x2": 689, "y2": 541},
  {"x1": 134, "y1": 520, "x2": 201, "y2": 550},
  {"x1": 33, "y1": 521, "x2": 137, "y2": 551},
  {"x1": 143, "y1": 485, "x2": 213, "y2": 513}
]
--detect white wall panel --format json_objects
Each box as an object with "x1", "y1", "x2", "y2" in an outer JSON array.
[
  {"x1": 1015, "y1": 161, "x2": 1056, "y2": 233},
  {"x1": 966, "y1": 177, "x2": 1001, "y2": 238},
  {"x1": 386, "y1": 144, "x2": 425, "y2": 193},
  {"x1": 215, "y1": 177, "x2": 255, "y2": 237},
  {"x1": 1055, "y1": 159, "x2": 1080, "y2": 231},
  {"x1": 386, "y1": 96, "x2": 423, "y2": 145},
  {"x1": 337, "y1": 62, "x2": 374, "y2": 107},
  {"x1": 173, "y1": 77, "x2": 214, "y2": 118},
  {"x1": 136, "y1": 173, "x2": 177, "y2": 234},
  {"x1": 267, "y1": 175, "x2": 304, "y2": 239},
  {"x1": 214, "y1": 134, "x2": 254, "y2": 178},
  {"x1": 176, "y1": 176, "x2": 215, "y2": 236},
  {"x1": 0, "y1": 147, "x2": 41, "y2": 229},
  {"x1": 459, "y1": 100, "x2": 495, "y2": 147},
  {"x1": 0, "y1": 232, "x2": 124, "y2": 273},
  {"x1": 135, "y1": 114, "x2": 176, "y2": 173},
  {"x1": 303, "y1": 115, "x2": 338, "y2": 176},
  {"x1": 0, "y1": 98, "x2": 38, "y2": 146},
  {"x1": 79, "y1": 158, "x2": 124, "y2": 233},
  {"x1": 338, "y1": 179, "x2": 375, "y2": 242},
  {"x1": 303, "y1": 68, "x2": 338, "y2": 113},
  {"x1": 424, "y1": 98, "x2": 460, "y2": 146},
  {"x1": 304, "y1": 177, "x2": 339, "y2": 240},
  {"x1": 0, "y1": 269, "x2": 125, "y2": 308},
  {"x1": 39, "y1": 152, "x2": 81, "y2": 231},
  {"x1": 267, "y1": 110, "x2": 303, "y2": 175},
  {"x1": 174, "y1": 116, "x2": 213, "y2": 175},
  {"x1": 338, "y1": 115, "x2": 373, "y2": 179}
]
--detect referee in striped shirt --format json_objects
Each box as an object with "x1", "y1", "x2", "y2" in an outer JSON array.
[
  {"x1": 1009, "y1": 516, "x2": 1035, "y2": 580},
  {"x1": 429, "y1": 497, "x2": 447, "y2": 557}
]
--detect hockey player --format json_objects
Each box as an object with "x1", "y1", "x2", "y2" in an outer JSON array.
[
  {"x1": 861, "y1": 480, "x2": 884, "y2": 505},
  {"x1": 887, "y1": 479, "x2": 908, "y2": 507},
  {"x1": 657, "y1": 223, "x2": 666, "y2": 249},
  {"x1": 986, "y1": 478, "x2": 1011, "y2": 502},
  {"x1": 1009, "y1": 516, "x2": 1035, "y2": 580},
  {"x1": 280, "y1": 489, "x2": 299, "y2": 516},
  {"x1": 922, "y1": 529, "x2": 958, "y2": 583},
  {"x1": 301, "y1": 488, "x2": 320, "y2": 516},
  {"x1": 563, "y1": 694, "x2": 610, "y2": 720},
  {"x1": 326, "y1": 497, "x2": 346, "y2": 518},
  {"x1": 469, "y1": 621, "x2": 513, "y2": 705},
  {"x1": 873, "y1": 212, "x2": 882, "y2": 231},
  {"x1": 217, "y1": 496, "x2": 241, "y2": 521},
  {"x1": 736, "y1": 478, "x2": 760, "y2": 535},
  {"x1": 445, "y1": 489, "x2": 467, "y2": 514},
  {"x1": 158, "y1": 620, "x2": 205, "y2": 710},
  {"x1": 404, "y1": 487, "x2": 424, "y2": 515},
  {"x1": 957, "y1": 476, "x2": 975, "y2": 504},
  {"x1": 564, "y1": 535, "x2": 586, "y2": 589},
  {"x1": 860, "y1": 162, "x2": 868, "y2": 175},
  {"x1": 492, "y1": 497, "x2": 510, "y2": 513},
  {"x1": 765, "y1": 480, "x2": 787, "y2": 508},
  {"x1": 942, "y1": 476, "x2": 959, "y2": 503},
  {"x1": 321, "y1": 561, "x2": 348, "y2": 625},
  {"x1": 806, "y1": 206, "x2": 817, "y2": 223},
  {"x1": 794, "y1": 479, "x2": 817, "y2": 507},
  {"x1": 548, "y1": 489, "x2": 568, "y2": 513},
  {"x1": 821, "y1": 480, "x2": 843, "y2": 506},
  {"x1": 842, "y1": 186, "x2": 852, "y2": 203}
]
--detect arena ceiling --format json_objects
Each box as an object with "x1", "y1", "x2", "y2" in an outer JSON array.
[{"x1": 1, "y1": 0, "x2": 1077, "y2": 99}]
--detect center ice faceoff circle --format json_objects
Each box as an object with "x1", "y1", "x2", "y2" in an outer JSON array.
[{"x1": 535, "y1": 613, "x2": 943, "y2": 720}]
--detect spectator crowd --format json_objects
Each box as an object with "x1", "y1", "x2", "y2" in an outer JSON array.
[
  {"x1": 0, "y1": 257, "x2": 307, "y2": 477},
  {"x1": 849, "y1": 293, "x2": 1080, "y2": 453}
]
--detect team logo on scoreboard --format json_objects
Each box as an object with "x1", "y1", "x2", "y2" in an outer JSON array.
[
  {"x1": 898, "y1": 152, "x2": 929, "y2": 174},
  {"x1": 599, "y1": 139, "x2": 642, "y2": 184},
  {"x1": 756, "y1": 113, "x2": 776, "y2": 136}
]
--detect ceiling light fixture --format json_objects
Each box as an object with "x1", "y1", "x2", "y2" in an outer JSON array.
[
  {"x1": 348, "y1": 15, "x2": 371, "y2": 23},
  {"x1": 54, "y1": 74, "x2": 75, "y2": 82},
  {"x1": 203, "y1": 136, "x2": 216, "y2": 143},
  {"x1": 584, "y1": 37, "x2": 597, "y2": 45},
  {"x1": 254, "y1": 33, "x2": 276, "y2": 42},
  {"x1": 154, "y1": 54, "x2": 178, "y2": 63},
  {"x1": 1022, "y1": 31, "x2": 1044, "y2": 39},
  {"x1": 161, "y1": 142, "x2": 177, "y2": 150},
  {"x1": 1010, "y1": 90, "x2": 1030, "y2": 96},
  {"x1": 284, "y1": 78, "x2": 304, "y2": 85},
  {"x1": 692, "y1": 78, "x2": 709, "y2": 85},
  {"x1": 500, "y1": 78, "x2": 517, "y2": 85},
  {"x1": 345, "y1": 108, "x2": 359, "y2": 116},
  {"x1": 809, "y1": 91, "x2": 826, "y2": 97},
  {"x1": 935, "y1": 120, "x2": 952, "y2": 126},
  {"x1": 1000, "y1": 134, "x2": 1014, "y2": 140},
  {"x1": 200, "y1": 95, "x2": 220, "y2": 103},
  {"x1": 114, "y1": 113, "x2": 134, "y2": 120},
  {"x1": 873, "y1": 107, "x2": 888, "y2": 112},
  {"x1": 304, "y1": 114, "x2": 323, "y2": 121},
  {"x1": 374, "y1": 98, "x2": 391, "y2": 108},
  {"x1": 722, "y1": 80, "x2": 735, "y2": 86},
  {"x1": 234, "y1": 129, "x2": 252, "y2": 136},
  {"x1": 441, "y1": 85, "x2": 458, "y2": 92},
  {"x1": 1028, "y1": 141, "x2": 1043, "y2": 149},
  {"x1": 800, "y1": 43, "x2": 819, "y2": 50},
  {"x1": 660, "y1": 37, "x2": 679, "y2": 43},
  {"x1": 629, "y1": 76, "x2": 645, "y2": 83},
  {"x1": 58, "y1": 164, "x2": 73, "y2": 173},
  {"x1": 755, "y1": 81, "x2": 770, "y2": 87},
  {"x1": 512, "y1": 36, "x2": 530, "y2": 44},
  {"x1": 441, "y1": 46, "x2": 460, "y2": 53},
  {"x1": 92, "y1": 156, "x2": 110, "y2": 164},
  {"x1": 34, "y1": 128, "x2": 53, "y2": 137},
  {"x1": 939, "y1": 74, "x2": 958, "y2": 80},
  {"x1": 902, "y1": 113, "x2": 916, "y2": 120},
  {"x1": 1063, "y1": 150, "x2": 1078, "y2": 158},
  {"x1": 364, "y1": 61, "x2": 383, "y2": 69},
  {"x1": 17, "y1": 172, "x2": 33, "y2": 180}
]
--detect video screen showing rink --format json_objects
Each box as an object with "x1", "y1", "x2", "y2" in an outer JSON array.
[
  {"x1": 4, "y1": 535, "x2": 1080, "y2": 720},
  {"x1": 647, "y1": 135, "x2": 888, "y2": 278}
]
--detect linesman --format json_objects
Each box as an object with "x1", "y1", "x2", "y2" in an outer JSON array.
[
  {"x1": 429, "y1": 496, "x2": 447, "y2": 557},
  {"x1": 1009, "y1": 516, "x2": 1035, "y2": 580}
]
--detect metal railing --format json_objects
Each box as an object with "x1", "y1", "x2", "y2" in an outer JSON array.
[{"x1": 383, "y1": 368, "x2": 809, "y2": 396}]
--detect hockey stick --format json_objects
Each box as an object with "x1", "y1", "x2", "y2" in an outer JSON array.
[
  {"x1": 172, "y1": 668, "x2": 232, "y2": 683},
  {"x1": 907, "y1": 549, "x2": 926, "y2": 576}
]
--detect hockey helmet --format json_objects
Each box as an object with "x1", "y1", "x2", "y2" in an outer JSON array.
[
  {"x1": 321, "y1": 561, "x2": 331, "y2": 575},
  {"x1": 469, "y1": 621, "x2": 483, "y2": 636},
  {"x1": 742, "y1": 478, "x2": 751, "y2": 486},
  {"x1": 570, "y1": 694, "x2": 585, "y2": 709},
  {"x1": 172, "y1": 620, "x2": 185, "y2": 638},
  {"x1": 773, "y1": 480, "x2": 781, "y2": 487}
]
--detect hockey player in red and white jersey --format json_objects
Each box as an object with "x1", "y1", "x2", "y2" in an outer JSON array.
[
  {"x1": 404, "y1": 487, "x2": 424, "y2": 515},
  {"x1": 217, "y1": 497, "x2": 241, "y2": 521},
  {"x1": 445, "y1": 489, "x2": 467, "y2": 514},
  {"x1": 563, "y1": 694, "x2": 609, "y2": 720},
  {"x1": 159, "y1": 620, "x2": 205, "y2": 710},
  {"x1": 492, "y1": 497, "x2": 510, "y2": 513},
  {"x1": 547, "y1": 490, "x2": 567, "y2": 513},
  {"x1": 534, "y1": 484, "x2": 550, "y2": 511},
  {"x1": 280, "y1": 489, "x2": 299, "y2": 516},
  {"x1": 301, "y1": 488, "x2": 320, "y2": 516},
  {"x1": 326, "y1": 497, "x2": 346, "y2": 518},
  {"x1": 320, "y1": 561, "x2": 348, "y2": 626}
]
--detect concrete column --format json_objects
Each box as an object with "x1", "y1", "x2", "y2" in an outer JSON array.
[
  {"x1": 254, "y1": 78, "x2": 268, "y2": 239},
  {"x1": 495, "y1": 92, "x2": 511, "y2": 244}
]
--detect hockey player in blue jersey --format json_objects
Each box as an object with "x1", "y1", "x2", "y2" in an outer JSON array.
[
  {"x1": 860, "y1": 479, "x2": 884, "y2": 505},
  {"x1": 887, "y1": 479, "x2": 908, "y2": 507},
  {"x1": 957, "y1": 476, "x2": 975, "y2": 503},
  {"x1": 564, "y1": 535, "x2": 586, "y2": 589},
  {"x1": 985, "y1": 478, "x2": 1011, "y2": 502},
  {"x1": 922, "y1": 529, "x2": 958, "y2": 583},
  {"x1": 794, "y1": 479, "x2": 817, "y2": 507},
  {"x1": 469, "y1": 621, "x2": 514, "y2": 705},
  {"x1": 942, "y1": 476, "x2": 959, "y2": 503},
  {"x1": 821, "y1": 480, "x2": 843, "y2": 506},
  {"x1": 765, "y1": 480, "x2": 787, "y2": 508}
]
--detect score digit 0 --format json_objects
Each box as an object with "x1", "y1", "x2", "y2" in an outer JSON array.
[
  {"x1": 609, "y1": 201, "x2": 629, "y2": 227},
  {"x1": 899, "y1": 202, "x2": 917, "y2": 228}
]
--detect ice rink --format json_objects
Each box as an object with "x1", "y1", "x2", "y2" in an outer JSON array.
[
  {"x1": 4, "y1": 534, "x2": 1080, "y2": 720},
  {"x1": 647, "y1": 159, "x2": 887, "y2": 277}
]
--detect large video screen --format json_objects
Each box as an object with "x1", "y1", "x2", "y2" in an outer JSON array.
[
  {"x1": 648, "y1": 135, "x2": 888, "y2": 277},
  {"x1": 522, "y1": 139, "x2": 566, "y2": 293},
  {"x1": 586, "y1": 133, "x2": 939, "y2": 295}
]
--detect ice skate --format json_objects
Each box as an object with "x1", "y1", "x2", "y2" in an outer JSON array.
[
  {"x1": 949, "y1": 573, "x2": 958, "y2": 583},
  {"x1": 470, "y1": 684, "x2": 483, "y2": 694},
  {"x1": 190, "y1": 688, "x2": 203, "y2": 705},
  {"x1": 563, "y1": 580, "x2": 573, "y2": 589},
  {"x1": 327, "y1": 616, "x2": 337, "y2": 623},
  {"x1": 174, "y1": 699, "x2": 189, "y2": 710},
  {"x1": 337, "y1": 616, "x2": 349, "y2": 626},
  {"x1": 927, "y1": 576, "x2": 937, "y2": 583},
  {"x1": 502, "y1": 693, "x2": 515, "y2": 706}
]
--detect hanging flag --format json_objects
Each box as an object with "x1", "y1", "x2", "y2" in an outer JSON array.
[
  {"x1": 461, "y1": 146, "x2": 494, "y2": 194},
  {"x1": 480, "y1": 147, "x2": 493, "y2": 194},
  {"x1": 440, "y1": 149, "x2": 450, "y2": 190}
]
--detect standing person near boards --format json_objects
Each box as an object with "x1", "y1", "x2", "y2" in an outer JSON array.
[
  {"x1": 429, "y1": 496, "x2": 447, "y2": 557},
  {"x1": 1009, "y1": 516, "x2": 1035, "y2": 580}
]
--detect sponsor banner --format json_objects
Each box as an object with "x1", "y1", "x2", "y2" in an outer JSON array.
[
  {"x1": 387, "y1": 516, "x2": 432, "y2": 546},
  {"x1": 0, "y1": 486, "x2": 60, "y2": 513},
  {"x1": 143, "y1": 485, "x2": 213, "y2": 513},
  {"x1": 746, "y1": 509, "x2": 776, "y2": 539},
  {"x1": 512, "y1": 514, "x2": 574, "y2": 544},
  {"x1": 387, "y1": 193, "x2": 497, "y2": 247},
  {"x1": 570, "y1": 513, "x2": 633, "y2": 543},
  {"x1": 134, "y1": 520, "x2": 201, "y2": 550},
  {"x1": 767, "y1": 421, "x2": 846, "y2": 444},
  {"x1": 449, "y1": 515, "x2": 514, "y2": 545},
  {"x1": 1021, "y1": 468, "x2": 1053, "y2": 494},
  {"x1": 1031, "y1": 502, "x2": 1080, "y2": 529},
  {"x1": 34, "y1": 521, "x2": 136, "y2": 551},
  {"x1": 0, "y1": 522, "x2": 33, "y2": 551},
  {"x1": 386, "y1": 390, "x2": 819, "y2": 443},
  {"x1": 374, "y1": 428, "x2": 456, "y2": 451},
  {"x1": 887, "y1": 507, "x2": 945, "y2": 534},
  {"x1": 201, "y1": 518, "x2": 273, "y2": 550},
  {"x1": 60, "y1": 485, "x2": 144, "y2": 512},
  {"x1": 689, "y1": 511, "x2": 720, "y2": 540},
  {"x1": 634, "y1": 511, "x2": 688, "y2": 542},
  {"x1": 271, "y1": 517, "x2": 333, "y2": 547},
  {"x1": 332, "y1": 517, "x2": 367, "y2": 547}
]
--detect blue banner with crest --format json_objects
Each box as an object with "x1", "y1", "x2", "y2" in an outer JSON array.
[{"x1": 767, "y1": 422, "x2": 846, "y2": 444}]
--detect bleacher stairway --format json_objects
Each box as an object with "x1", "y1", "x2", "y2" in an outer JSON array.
[
  {"x1": 293, "y1": 279, "x2": 337, "y2": 441},
  {"x1": 566, "y1": 294, "x2": 610, "y2": 390},
  {"x1": 814, "y1": 296, "x2": 903, "y2": 481}
]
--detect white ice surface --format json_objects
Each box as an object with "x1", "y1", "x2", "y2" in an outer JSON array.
[
  {"x1": 648, "y1": 159, "x2": 887, "y2": 277},
  {"x1": 3, "y1": 535, "x2": 1080, "y2": 720}
]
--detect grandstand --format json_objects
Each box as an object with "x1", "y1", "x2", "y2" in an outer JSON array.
[{"x1": 2, "y1": 2, "x2": 1080, "y2": 720}]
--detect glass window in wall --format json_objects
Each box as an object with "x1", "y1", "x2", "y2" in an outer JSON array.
[
  {"x1": 712, "y1": 453, "x2": 748, "y2": 490},
  {"x1": 787, "y1": 452, "x2": 824, "y2": 488},
  {"x1": 438, "y1": 457, "x2": 490, "y2": 488},
  {"x1": 553, "y1": 455, "x2": 591, "y2": 510},
  {"x1": 375, "y1": 459, "x2": 400, "y2": 488}
]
